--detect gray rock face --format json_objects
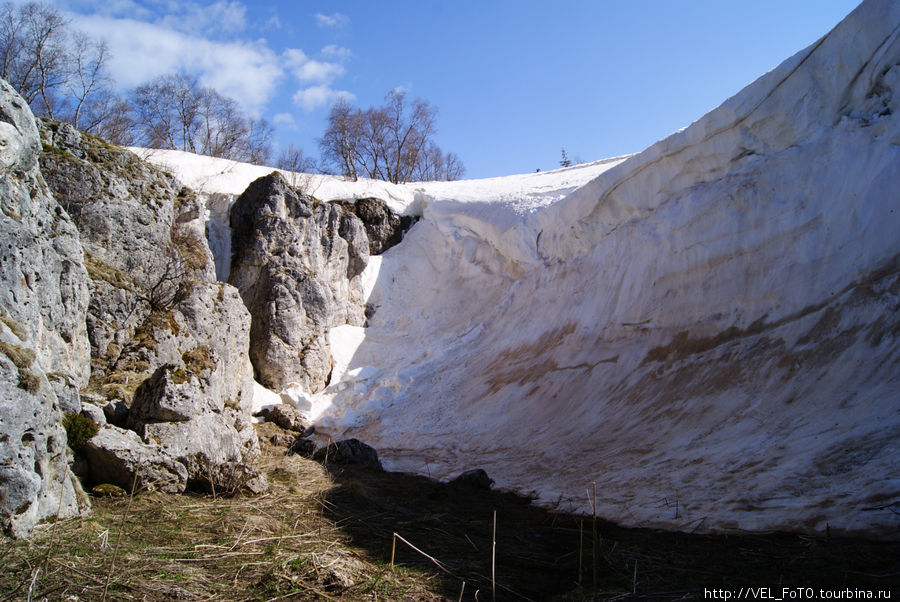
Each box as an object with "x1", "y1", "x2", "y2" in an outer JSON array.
[
  {"x1": 259, "y1": 403, "x2": 312, "y2": 433},
  {"x1": 129, "y1": 364, "x2": 216, "y2": 423},
  {"x1": 37, "y1": 119, "x2": 262, "y2": 499},
  {"x1": 127, "y1": 362, "x2": 263, "y2": 489},
  {"x1": 0, "y1": 80, "x2": 91, "y2": 537},
  {"x1": 338, "y1": 197, "x2": 417, "y2": 255},
  {"x1": 229, "y1": 172, "x2": 370, "y2": 393},
  {"x1": 79, "y1": 402, "x2": 106, "y2": 425}
]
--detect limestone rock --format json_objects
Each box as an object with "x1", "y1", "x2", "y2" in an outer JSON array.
[
  {"x1": 127, "y1": 364, "x2": 263, "y2": 491},
  {"x1": 313, "y1": 439, "x2": 382, "y2": 470},
  {"x1": 129, "y1": 364, "x2": 216, "y2": 423},
  {"x1": 175, "y1": 281, "x2": 254, "y2": 415},
  {"x1": 338, "y1": 197, "x2": 417, "y2": 255},
  {"x1": 79, "y1": 401, "x2": 106, "y2": 425},
  {"x1": 37, "y1": 118, "x2": 260, "y2": 498},
  {"x1": 82, "y1": 425, "x2": 188, "y2": 493},
  {"x1": 37, "y1": 119, "x2": 231, "y2": 407},
  {"x1": 229, "y1": 172, "x2": 370, "y2": 393},
  {"x1": 0, "y1": 79, "x2": 91, "y2": 538},
  {"x1": 260, "y1": 403, "x2": 312, "y2": 433}
]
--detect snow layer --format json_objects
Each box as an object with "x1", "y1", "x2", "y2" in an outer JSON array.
[{"x1": 136, "y1": 0, "x2": 900, "y2": 539}]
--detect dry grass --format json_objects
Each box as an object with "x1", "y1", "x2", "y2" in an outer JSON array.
[
  {"x1": 0, "y1": 427, "x2": 444, "y2": 601},
  {"x1": 2, "y1": 423, "x2": 899, "y2": 601}
]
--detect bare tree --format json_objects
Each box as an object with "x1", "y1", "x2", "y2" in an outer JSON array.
[
  {"x1": 381, "y1": 90, "x2": 435, "y2": 184},
  {"x1": 276, "y1": 144, "x2": 316, "y2": 173},
  {"x1": 0, "y1": 1, "x2": 121, "y2": 135},
  {"x1": 61, "y1": 32, "x2": 115, "y2": 132},
  {"x1": 414, "y1": 143, "x2": 465, "y2": 182},
  {"x1": 320, "y1": 90, "x2": 463, "y2": 183},
  {"x1": 131, "y1": 74, "x2": 186, "y2": 149},
  {"x1": 198, "y1": 87, "x2": 243, "y2": 157},
  {"x1": 243, "y1": 117, "x2": 273, "y2": 166},
  {"x1": 0, "y1": 1, "x2": 70, "y2": 115},
  {"x1": 276, "y1": 143, "x2": 317, "y2": 188},
  {"x1": 130, "y1": 72, "x2": 272, "y2": 163},
  {"x1": 94, "y1": 96, "x2": 135, "y2": 145},
  {"x1": 320, "y1": 98, "x2": 361, "y2": 180}
]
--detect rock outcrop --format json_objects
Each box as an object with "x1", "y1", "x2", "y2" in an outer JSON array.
[
  {"x1": 337, "y1": 197, "x2": 416, "y2": 255},
  {"x1": 229, "y1": 172, "x2": 370, "y2": 393},
  {"x1": 38, "y1": 120, "x2": 263, "y2": 497},
  {"x1": 313, "y1": 439, "x2": 382, "y2": 469},
  {"x1": 0, "y1": 81, "x2": 91, "y2": 537}
]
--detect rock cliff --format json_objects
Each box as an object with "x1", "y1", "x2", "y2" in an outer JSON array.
[
  {"x1": 38, "y1": 120, "x2": 262, "y2": 495},
  {"x1": 0, "y1": 81, "x2": 91, "y2": 537}
]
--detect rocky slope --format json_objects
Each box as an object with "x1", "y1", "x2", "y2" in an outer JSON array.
[{"x1": 0, "y1": 86, "x2": 276, "y2": 536}]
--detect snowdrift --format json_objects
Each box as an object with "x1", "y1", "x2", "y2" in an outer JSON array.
[{"x1": 139, "y1": 0, "x2": 900, "y2": 538}]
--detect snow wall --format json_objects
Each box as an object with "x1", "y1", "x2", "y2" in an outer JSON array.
[{"x1": 141, "y1": 0, "x2": 900, "y2": 538}]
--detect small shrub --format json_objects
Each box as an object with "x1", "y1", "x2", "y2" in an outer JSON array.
[{"x1": 62, "y1": 412, "x2": 99, "y2": 452}]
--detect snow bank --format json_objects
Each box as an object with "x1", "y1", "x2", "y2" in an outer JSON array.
[
  {"x1": 312, "y1": 0, "x2": 900, "y2": 538},
  {"x1": 135, "y1": 0, "x2": 900, "y2": 539}
]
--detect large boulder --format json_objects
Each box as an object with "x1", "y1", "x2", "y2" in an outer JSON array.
[
  {"x1": 82, "y1": 425, "x2": 188, "y2": 493},
  {"x1": 127, "y1": 362, "x2": 264, "y2": 491},
  {"x1": 313, "y1": 439, "x2": 382, "y2": 470},
  {"x1": 129, "y1": 363, "x2": 216, "y2": 423},
  {"x1": 228, "y1": 172, "x2": 370, "y2": 393},
  {"x1": 0, "y1": 80, "x2": 91, "y2": 537}
]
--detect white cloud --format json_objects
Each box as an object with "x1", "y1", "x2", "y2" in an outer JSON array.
[
  {"x1": 283, "y1": 46, "x2": 353, "y2": 112},
  {"x1": 66, "y1": 4, "x2": 357, "y2": 117},
  {"x1": 313, "y1": 12, "x2": 349, "y2": 28},
  {"x1": 157, "y1": 1, "x2": 247, "y2": 36},
  {"x1": 390, "y1": 84, "x2": 412, "y2": 96},
  {"x1": 64, "y1": 0, "x2": 246, "y2": 35},
  {"x1": 74, "y1": 14, "x2": 282, "y2": 115},
  {"x1": 321, "y1": 44, "x2": 352, "y2": 60},
  {"x1": 293, "y1": 86, "x2": 354, "y2": 112},
  {"x1": 57, "y1": 0, "x2": 153, "y2": 19},
  {"x1": 273, "y1": 112, "x2": 296, "y2": 128},
  {"x1": 284, "y1": 49, "x2": 345, "y2": 83},
  {"x1": 265, "y1": 14, "x2": 282, "y2": 30}
]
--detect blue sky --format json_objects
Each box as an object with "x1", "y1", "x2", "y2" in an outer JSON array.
[{"x1": 53, "y1": 0, "x2": 861, "y2": 178}]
